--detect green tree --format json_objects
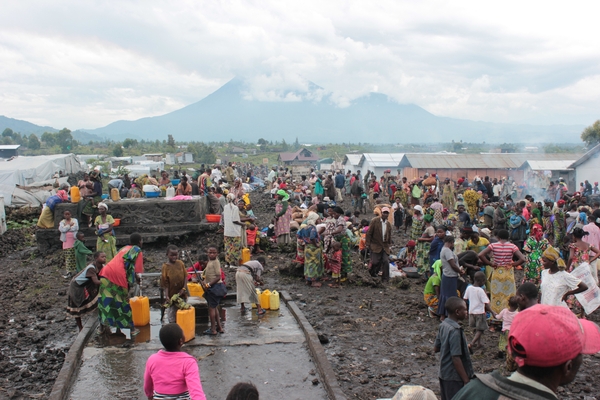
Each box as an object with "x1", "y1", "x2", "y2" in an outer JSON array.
[
  {"x1": 123, "y1": 138, "x2": 138, "y2": 148},
  {"x1": 581, "y1": 120, "x2": 600, "y2": 147},
  {"x1": 41, "y1": 132, "x2": 55, "y2": 145},
  {"x1": 28, "y1": 134, "x2": 41, "y2": 150},
  {"x1": 167, "y1": 134, "x2": 176, "y2": 148},
  {"x1": 281, "y1": 139, "x2": 289, "y2": 151},
  {"x1": 189, "y1": 143, "x2": 216, "y2": 164},
  {"x1": 55, "y1": 128, "x2": 73, "y2": 152},
  {"x1": 257, "y1": 138, "x2": 267, "y2": 145},
  {"x1": 113, "y1": 144, "x2": 124, "y2": 157},
  {"x1": 2, "y1": 128, "x2": 14, "y2": 137}
]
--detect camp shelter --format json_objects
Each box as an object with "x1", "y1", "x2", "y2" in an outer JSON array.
[
  {"x1": 570, "y1": 144, "x2": 600, "y2": 189},
  {"x1": 0, "y1": 154, "x2": 83, "y2": 206},
  {"x1": 357, "y1": 153, "x2": 405, "y2": 178},
  {"x1": 398, "y1": 153, "x2": 582, "y2": 183}
]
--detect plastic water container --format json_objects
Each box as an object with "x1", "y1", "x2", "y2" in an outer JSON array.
[
  {"x1": 188, "y1": 282, "x2": 204, "y2": 297},
  {"x1": 269, "y1": 290, "x2": 280, "y2": 311},
  {"x1": 252, "y1": 288, "x2": 261, "y2": 309},
  {"x1": 177, "y1": 307, "x2": 196, "y2": 342},
  {"x1": 166, "y1": 187, "x2": 175, "y2": 199},
  {"x1": 260, "y1": 289, "x2": 271, "y2": 310},
  {"x1": 70, "y1": 186, "x2": 81, "y2": 203},
  {"x1": 241, "y1": 248, "x2": 251, "y2": 264},
  {"x1": 129, "y1": 296, "x2": 150, "y2": 326},
  {"x1": 143, "y1": 185, "x2": 159, "y2": 193},
  {"x1": 110, "y1": 188, "x2": 120, "y2": 201}
]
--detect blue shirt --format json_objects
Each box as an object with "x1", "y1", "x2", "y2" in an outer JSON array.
[
  {"x1": 429, "y1": 236, "x2": 444, "y2": 265},
  {"x1": 335, "y1": 174, "x2": 345, "y2": 189}
]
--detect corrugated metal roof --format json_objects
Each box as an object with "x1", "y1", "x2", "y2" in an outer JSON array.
[
  {"x1": 569, "y1": 144, "x2": 600, "y2": 168},
  {"x1": 360, "y1": 153, "x2": 405, "y2": 168},
  {"x1": 0, "y1": 145, "x2": 21, "y2": 150},
  {"x1": 521, "y1": 160, "x2": 576, "y2": 171},
  {"x1": 399, "y1": 153, "x2": 582, "y2": 170},
  {"x1": 342, "y1": 154, "x2": 362, "y2": 165}
]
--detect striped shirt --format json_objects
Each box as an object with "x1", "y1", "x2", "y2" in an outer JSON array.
[{"x1": 488, "y1": 242, "x2": 518, "y2": 265}]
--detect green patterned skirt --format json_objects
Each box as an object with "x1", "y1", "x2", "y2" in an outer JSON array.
[{"x1": 98, "y1": 277, "x2": 133, "y2": 329}]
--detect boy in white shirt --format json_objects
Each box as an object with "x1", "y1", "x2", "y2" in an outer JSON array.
[{"x1": 463, "y1": 271, "x2": 492, "y2": 351}]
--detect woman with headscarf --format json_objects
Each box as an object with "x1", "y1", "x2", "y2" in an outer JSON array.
[
  {"x1": 416, "y1": 214, "x2": 435, "y2": 276},
  {"x1": 37, "y1": 190, "x2": 69, "y2": 228},
  {"x1": 95, "y1": 202, "x2": 117, "y2": 262},
  {"x1": 273, "y1": 189, "x2": 293, "y2": 245},
  {"x1": 430, "y1": 197, "x2": 444, "y2": 227},
  {"x1": 297, "y1": 212, "x2": 324, "y2": 286},
  {"x1": 522, "y1": 223, "x2": 549, "y2": 285},
  {"x1": 540, "y1": 246, "x2": 587, "y2": 308},
  {"x1": 410, "y1": 205, "x2": 424, "y2": 241},
  {"x1": 441, "y1": 179, "x2": 456, "y2": 211},
  {"x1": 223, "y1": 193, "x2": 243, "y2": 266},
  {"x1": 313, "y1": 175, "x2": 324, "y2": 196},
  {"x1": 424, "y1": 259, "x2": 442, "y2": 317},
  {"x1": 553, "y1": 199, "x2": 567, "y2": 249},
  {"x1": 98, "y1": 233, "x2": 144, "y2": 335},
  {"x1": 323, "y1": 206, "x2": 351, "y2": 278},
  {"x1": 230, "y1": 178, "x2": 245, "y2": 201}
]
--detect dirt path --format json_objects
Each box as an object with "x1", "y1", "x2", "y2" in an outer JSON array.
[{"x1": 1, "y1": 194, "x2": 600, "y2": 399}]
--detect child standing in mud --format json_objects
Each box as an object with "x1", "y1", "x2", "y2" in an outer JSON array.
[
  {"x1": 463, "y1": 271, "x2": 492, "y2": 351},
  {"x1": 161, "y1": 245, "x2": 188, "y2": 323},
  {"x1": 434, "y1": 296, "x2": 474, "y2": 400},
  {"x1": 327, "y1": 241, "x2": 342, "y2": 288}
]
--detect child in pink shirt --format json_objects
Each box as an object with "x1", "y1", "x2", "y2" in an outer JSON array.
[
  {"x1": 144, "y1": 324, "x2": 206, "y2": 400},
  {"x1": 494, "y1": 295, "x2": 519, "y2": 357}
]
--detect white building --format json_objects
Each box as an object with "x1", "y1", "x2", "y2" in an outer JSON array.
[
  {"x1": 342, "y1": 154, "x2": 362, "y2": 173},
  {"x1": 570, "y1": 144, "x2": 600, "y2": 187},
  {"x1": 357, "y1": 153, "x2": 405, "y2": 178}
]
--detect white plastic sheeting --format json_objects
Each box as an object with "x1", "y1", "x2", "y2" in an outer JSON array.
[
  {"x1": 0, "y1": 154, "x2": 83, "y2": 206},
  {"x1": 0, "y1": 196, "x2": 6, "y2": 234}
]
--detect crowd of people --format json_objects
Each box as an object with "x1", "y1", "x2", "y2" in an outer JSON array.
[{"x1": 35, "y1": 161, "x2": 600, "y2": 399}]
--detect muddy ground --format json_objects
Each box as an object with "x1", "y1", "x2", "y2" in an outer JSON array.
[{"x1": 1, "y1": 194, "x2": 599, "y2": 399}]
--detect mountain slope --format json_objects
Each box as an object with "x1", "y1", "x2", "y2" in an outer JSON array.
[
  {"x1": 84, "y1": 78, "x2": 584, "y2": 143},
  {"x1": 0, "y1": 115, "x2": 57, "y2": 136}
]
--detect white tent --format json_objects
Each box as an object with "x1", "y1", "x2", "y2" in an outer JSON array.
[{"x1": 0, "y1": 154, "x2": 83, "y2": 206}]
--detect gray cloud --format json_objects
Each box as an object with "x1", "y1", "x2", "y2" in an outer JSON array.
[{"x1": 0, "y1": 0, "x2": 598, "y2": 130}]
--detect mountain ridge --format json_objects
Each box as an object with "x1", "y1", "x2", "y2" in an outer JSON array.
[{"x1": 1, "y1": 78, "x2": 586, "y2": 143}]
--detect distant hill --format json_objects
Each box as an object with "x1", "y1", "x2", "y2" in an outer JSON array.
[
  {"x1": 81, "y1": 77, "x2": 585, "y2": 143},
  {"x1": 71, "y1": 130, "x2": 111, "y2": 144},
  {"x1": 0, "y1": 115, "x2": 57, "y2": 136}
]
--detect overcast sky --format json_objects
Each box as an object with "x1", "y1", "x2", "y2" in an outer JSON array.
[{"x1": 1, "y1": 1, "x2": 599, "y2": 131}]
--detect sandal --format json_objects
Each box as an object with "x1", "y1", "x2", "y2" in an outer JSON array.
[
  {"x1": 203, "y1": 329, "x2": 217, "y2": 336},
  {"x1": 257, "y1": 309, "x2": 266, "y2": 316},
  {"x1": 311, "y1": 282, "x2": 322, "y2": 287}
]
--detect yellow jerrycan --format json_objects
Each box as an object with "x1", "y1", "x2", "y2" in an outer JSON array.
[
  {"x1": 176, "y1": 307, "x2": 196, "y2": 342},
  {"x1": 129, "y1": 296, "x2": 150, "y2": 326},
  {"x1": 70, "y1": 186, "x2": 81, "y2": 203},
  {"x1": 269, "y1": 290, "x2": 280, "y2": 311},
  {"x1": 260, "y1": 289, "x2": 271, "y2": 310}
]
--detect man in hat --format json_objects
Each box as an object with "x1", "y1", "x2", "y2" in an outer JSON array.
[
  {"x1": 454, "y1": 304, "x2": 600, "y2": 399},
  {"x1": 366, "y1": 207, "x2": 393, "y2": 282}
]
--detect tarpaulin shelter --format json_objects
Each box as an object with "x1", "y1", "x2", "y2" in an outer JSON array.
[{"x1": 0, "y1": 154, "x2": 83, "y2": 206}]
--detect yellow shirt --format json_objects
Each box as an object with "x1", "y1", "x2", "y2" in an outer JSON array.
[{"x1": 467, "y1": 237, "x2": 490, "y2": 253}]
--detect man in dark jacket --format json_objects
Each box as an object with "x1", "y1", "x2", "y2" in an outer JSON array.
[{"x1": 365, "y1": 207, "x2": 393, "y2": 282}]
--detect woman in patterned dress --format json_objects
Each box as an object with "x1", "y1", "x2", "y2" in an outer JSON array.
[{"x1": 522, "y1": 223, "x2": 550, "y2": 285}]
